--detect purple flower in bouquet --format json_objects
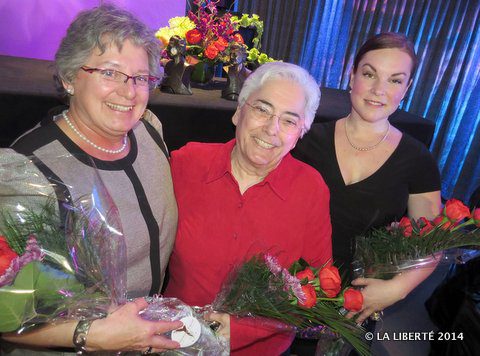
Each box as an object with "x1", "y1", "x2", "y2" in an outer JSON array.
[{"x1": 0, "y1": 236, "x2": 44, "y2": 287}]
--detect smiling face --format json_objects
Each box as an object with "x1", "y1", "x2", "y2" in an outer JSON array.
[
  {"x1": 232, "y1": 78, "x2": 306, "y2": 174},
  {"x1": 64, "y1": 39, "x2": 150, "y2": 141},
  {"x1": 349, "y1": 48, "x2": 412, "y2": 123}
]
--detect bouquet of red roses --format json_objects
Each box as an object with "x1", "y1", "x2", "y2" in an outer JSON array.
[
  {"x1": 212, "y1": 254, "x2": 368, "y2": 356},
  {"x1": 354, "y1": 198, "x2": 480, "y2": 278}
]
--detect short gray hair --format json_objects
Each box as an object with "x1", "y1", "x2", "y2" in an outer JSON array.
[
  {"x1": 55, "y1": 4, "x2": 161, "y2": 93},
  {"x1": 238, "y1": 62, "x2": 320, "y2": 133}
]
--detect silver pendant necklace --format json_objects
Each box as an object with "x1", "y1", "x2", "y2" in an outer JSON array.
[
  {"x1": 62, "y1": 110, "x2": 128, "y2": 154},
  {"x1": 344, "y1": 116, "x2": 390, "y2": 152}
]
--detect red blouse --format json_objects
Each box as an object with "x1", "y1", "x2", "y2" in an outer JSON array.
[{"x1": 165, "y1": 140, "x2": 332, "y2": 355}]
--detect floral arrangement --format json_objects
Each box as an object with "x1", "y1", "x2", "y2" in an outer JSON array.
[
  {"x1": 156, "y1": 0, "x2": 275, "y2": 65},
  {"x1": 0, "y1": 152, "x2": 125, "y2": 333},
  {"x1": 213, "y1": 254, "x2": 369, "y2": 356},
  {"x1": 354, "y1": 199, "x2": 480, "y2": 278}
]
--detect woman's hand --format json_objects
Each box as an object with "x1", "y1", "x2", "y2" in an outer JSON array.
[
  {"x1": 346, "y1": 277, "x2": 407, "y2": 324},
  {"x1": 87, "y1": 298, "x2": 182, "y2": 353},
  {"x1": 346, "y1": 265, "x2": 437, "y2": 324},
  {"x1": 204, "y1": 312, "x2": 231, "y2": 340}
]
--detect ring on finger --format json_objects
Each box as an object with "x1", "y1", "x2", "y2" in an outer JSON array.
[
  {"x1": 142, "y1": 346, "x2": 153, "y2": 355},
  {"x1": 370, "y1": 310, "x2": 384, "y2": 321}
]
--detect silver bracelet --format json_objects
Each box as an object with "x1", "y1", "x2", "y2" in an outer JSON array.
[{"x1": 73, "y1": 319, "x2": 94, "y2": 354}]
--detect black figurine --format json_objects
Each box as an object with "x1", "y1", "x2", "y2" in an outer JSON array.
[
  {"x1": 161, "y1": 35, "x2": 193, "y2": 95},
  {"x1": 222, "y1": 43, "x2": 250, "y2": 101}
]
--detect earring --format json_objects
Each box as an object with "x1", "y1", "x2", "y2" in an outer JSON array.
[{"x1": 66, "y1": 88, "x2": 74, "y2": 95}]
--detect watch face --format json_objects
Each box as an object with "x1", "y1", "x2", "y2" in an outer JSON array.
[{"x1": 171, "y1": 316, "x2": 201, "y2": 347}]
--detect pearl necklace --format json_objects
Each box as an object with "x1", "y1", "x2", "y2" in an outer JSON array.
[
  {"x1": 62, "y1": 110, "x2": 128, "y2": 154},
  {"x1": 344, "y1": 116, "x2": 390, "y2": 152}
]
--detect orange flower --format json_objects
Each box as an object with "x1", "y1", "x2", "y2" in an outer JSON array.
[
  {"x1": 233, "y1": 33, "x2": 244, "y2": 44},
  {"x1": 343, "y1": 288, "x2": 363, "y2": 312},
  {"x1": 299, "y1": 284, "x2": 316, "y2": 308},
  {"x1": 444, "y1": 199, "x2": 470, "y2": 223},
  {"x1": 319, "y1": 265, "x2": 341, "y2": 298},
  {"x1": 296, "y1": 268, "x2": 315, "y2": 282},
  {"x1": 398, "y1": 216, "x2": 413, "y2": 237},
  {"x1": 0, "y1": 236, "x2": 18, "y2": 276},
  {"x1": 185, "y1": 29, "x2": 202, "y2": 44},
  {"x1": 472, "y1": 208, "x2": 480, "y2": 227},
  {"x1": 213, "y1": 37, "x2": 229, "y2": 51},
  {"x1": 418, "y1": 217, "x2": 434, "y2": 236},
  {"x1": 433, "y1": 215, "x2": 452, "y2": 230},
  {"x1": 204, "y1": 43, "x2": 219, "y2": 60}
]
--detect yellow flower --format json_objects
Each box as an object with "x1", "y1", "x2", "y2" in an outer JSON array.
[{"x1": 155, "y1": 17, "x2": 195, "y2": 46}]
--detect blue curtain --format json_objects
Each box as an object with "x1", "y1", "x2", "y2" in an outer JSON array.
[{"x1": 237, "y1": 0, "x2": 480, "y2": 202}]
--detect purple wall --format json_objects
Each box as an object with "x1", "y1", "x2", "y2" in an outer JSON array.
[{"x1": 0, "y1": 0, "x2": 185, "y2": 60}]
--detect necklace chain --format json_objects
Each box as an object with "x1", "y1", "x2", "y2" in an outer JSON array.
[
  {"x1": 344, "y1": 116, "x2": 390, "y2": 152},
  {"x1": 62, "y1": 110, "x2": 128, "y2": 154}
]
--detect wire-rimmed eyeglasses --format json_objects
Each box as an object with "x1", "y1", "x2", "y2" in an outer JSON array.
[{"x1": 244, "y1": 102, "x2": 304, "y2": 135}]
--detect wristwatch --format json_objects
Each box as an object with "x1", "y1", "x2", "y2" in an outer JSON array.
[{"x1": 73, "y1": 319, "x2": 94, "y2": 354}]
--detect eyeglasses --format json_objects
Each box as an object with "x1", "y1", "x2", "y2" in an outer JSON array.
[
  {"x1": 80, "y1": 66, "x2": 160, "y2": 90},
  {"x1": 244, "y1": 102, "x2": 303, "y2": 135}
]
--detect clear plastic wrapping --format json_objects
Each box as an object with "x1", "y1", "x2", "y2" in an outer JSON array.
[
  {"x1": 140, "y1": 296, "x2": 228, "y2": 355},
  {"x1": 0, "y1": 149, "x2": 126, "y2": 333}
]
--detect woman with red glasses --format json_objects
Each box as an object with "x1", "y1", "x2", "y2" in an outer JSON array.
[{"x1": 3, "y1": 4, "x2": 181, "y2": 355}]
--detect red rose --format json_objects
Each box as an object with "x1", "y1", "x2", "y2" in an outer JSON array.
[
  {"x1": 343, "y1": 288, "x2": 363, "y2": 312},
  {"x1": 398, "y1": 216, "x2": 413, "y2": 237},
  {"x1": 472, "y1": 208, "x2": 480, "y2": 227},
  {"x1": 444, "y1": 199, "x2": 470, "y2": 223},
  {"x1": 185, "y1": 29, "x2": 202, "y2": 45},
  {"x1": 0, "y1": 236, "x2": 18, "y2": 276},
  {"x1": 417, "y1": 217, "x2": 434, "y2": 236},
  {"x1": 233, "y1": 33, "x2": 244, "y2": 44},
  {"x1": 204, "y1": 44, "x2": 219, "y2": 60},
  {"x1": 296, "y1": 267, "x2": 315, "y2": 282},
  {"x1": 213, "y1": 37, "x2": 229, "y2": 51},
  {"x1": 319, "y1": 265, "x2": 341, "y2": 298},
  {"x1": 299, "y1": 284, "x2": 317, "y2": 308},
  {"x1": 433, "y1": 215, "x2": 452, "y2": 230}
]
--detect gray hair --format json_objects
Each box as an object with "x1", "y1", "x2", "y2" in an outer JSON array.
[
  {"x1": 55, "y1": 4, "x2": 161, "y2": 93},
  {"x1": 238, "y1": 62, "x2": 320, "y2": 133}
]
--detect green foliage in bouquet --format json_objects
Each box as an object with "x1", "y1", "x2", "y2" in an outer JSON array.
[
  {"x1": 355, "y1": 199, "x2": 480, "y2": 278},
  {"x1": 213, "y1": 255, "x2": 369, "y2": 356},
  {"x1": 0, "y1": 199, "x2": 109, "y2": 332}
]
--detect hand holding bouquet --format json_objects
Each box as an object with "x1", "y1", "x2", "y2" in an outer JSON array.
[
  {"x1": 212, "y1": 254, "x2": 369, "y2": 356},
  {"x1": 354, "y1": 198, "x2": 480, "y2": 279}
]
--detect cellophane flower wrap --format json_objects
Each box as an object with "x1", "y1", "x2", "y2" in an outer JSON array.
[
  {"x1": 0, "y1": 149, "x2": 126, "y2": 333},
  {"x1": 140, "y1": 296, "x2": 228, "y2": 355},
  {"x1": 212, "y1": 254, "x2": 369, "y2": 356},
  {"x1": 354, "y1": 199, "x2": 480, "y2": 279}
]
